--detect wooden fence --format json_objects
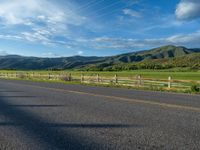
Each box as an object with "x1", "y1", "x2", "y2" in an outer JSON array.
[
  {"x1": 0, "y1": 72, "x2": 199, "y2": 91},
  {"x1": 80, "y1": 74, "x2": 199, "y2": 91}
]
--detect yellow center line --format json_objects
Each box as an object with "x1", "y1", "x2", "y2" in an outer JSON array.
[{"x1": 4, "y1": 81, "x2": 200, "y2": 112}]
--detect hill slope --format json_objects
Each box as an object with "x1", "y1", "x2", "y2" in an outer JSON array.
[
  {"x1": 0, "y1": 45, "x2": 200, "y2": 70},
  {"x1": 0, "y1": 55, "x2": 105, "y2": 70},
  {"x1": 109, "y1": 45, "x2": 197, "y2": 63}
]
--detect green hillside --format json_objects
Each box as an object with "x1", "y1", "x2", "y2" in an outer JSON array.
[
  {"x1": 0, "y1": 45, "x2": 199, "y2": 70},
  {"x1": 110, "y1": 45, "x2": 194, "y2": 63}
]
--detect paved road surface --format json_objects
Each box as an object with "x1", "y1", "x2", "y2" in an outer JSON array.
[{"x1": 0, "y1": 79, "x2": 200, "y2": 150}]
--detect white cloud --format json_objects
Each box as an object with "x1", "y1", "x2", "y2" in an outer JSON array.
[
  {"x1": 76, "y1": 31, "x2": 200, "y2": 50},
  {"x1": 1, "y1": 30, "x2": 200, "y2": 51},
  {"x1": 0, "y1": 50, "x2": 8, "y2": 56},
  {"x1": 0, "y1": 0, "x2": 86, "y2": 45},
  {"x1": 176, "y1": 0, "x2": 200, "y2": 20},
  {"x1": 0, "y1": 0, "x2": 48, "y2": 25},
  {"x1": 21, "y1": 32, "x2": 51, "y2": 45},
  {"x1": 0, "y1": 0, "x2": 84, "y2": 26},
  {"x1": 0, "y1": 34, "x2": 22, "y2": 40},
  {"x1": 77, "y1": 51, "x2": 83, "y2": 55},
  {"x1": 42, "y1": 52, "x2": 60, "y2": 57},
  {"x1": 123, "y1": 9, "x2": 141, "y2": 18},
  {"x1": 166, "y1": 31, "x2": 200, "y2": 45}
]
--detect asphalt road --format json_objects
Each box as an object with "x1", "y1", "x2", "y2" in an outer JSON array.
[{"x1": 0, "y1": 79, "x2": 200, "y2": 150}]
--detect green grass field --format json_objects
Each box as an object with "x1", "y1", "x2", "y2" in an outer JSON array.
[
  {"x1": 0, "y1": 70, "x2": 200, "y2": 81},
  {"x1": 73, "y1": 71, "x2": 200, "y2": 81}
]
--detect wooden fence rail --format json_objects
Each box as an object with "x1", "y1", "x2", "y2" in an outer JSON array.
[{"x1": 0, "y1": 72, "x2": 199, "y2": 91}]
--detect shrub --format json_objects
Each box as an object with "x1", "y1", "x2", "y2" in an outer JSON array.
[
  {"x1": 17, "y1": 73, "x2": 26, "y2": 79},
  {"x1": 191, "y1": 85, "x2": 200, "y2": 92},
  {"x1": 59, "y1": 75, "x2": 72, "y2": 81}
]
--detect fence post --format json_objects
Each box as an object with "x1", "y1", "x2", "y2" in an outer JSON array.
[
  {"x1": 69, "y1": 73, "x2": 72, "y2": 81},
  {"x1": 114, "y1": 74, "x2": 118, "y2": 84},
  {"x1": 168, "y1": 76, "x2": 172, "y2": 89},
  {"x1": 26, "y1": 72, "x2": 29, "y2": 78},
  {"x1": 58, "y1": 73, "x2": 60, "y2": 80},
  {"x1": 48, "y1": 73, "x2": 51, "y2": 80},
  {"x1": 97, "y1": 74, "x2": 100, "y2": 83},
  {"x1": 32, "y1": 72, "x2": 34, "y2": 78},
  {"x1": 81, "y1": 74, "x2": 84, "y2": 83},
  {"x1": 137, "y1": 75, "x2": 142, "y2": 86}
]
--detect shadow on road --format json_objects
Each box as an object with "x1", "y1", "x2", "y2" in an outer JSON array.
[
  {"x1": 8, "y1": 104, "x2": 65, "y2": 107},
  {"x1": 0, "y1": 96, "x2": 37, "y2": 98},
  {"x1": 0, "y1": 122, "x2": 137, "y2": 128},
  {"x1": 0, "y1": 90, "x2": 24, "y2": 93},
  {"x1": 0, "y1": 93, "x2": 143, "y2": 150}
]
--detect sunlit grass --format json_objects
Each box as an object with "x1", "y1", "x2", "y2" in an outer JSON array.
[{"x1": 0, "y1": 70, "x2": 200, "y2": 81}]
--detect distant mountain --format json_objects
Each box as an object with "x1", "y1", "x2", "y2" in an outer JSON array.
[
  {"x1": 0, "y1": 45, "x2": 200, "y2": 70},
  {"x1": 0, "y1": 55, "x2": 105, "y2": 70},
  {"x1": 83, "y1": 45, "x2": 200, "y2": 70},
  {"x1": 108, "y1": 45, "x2": 198, "y2": 63}
]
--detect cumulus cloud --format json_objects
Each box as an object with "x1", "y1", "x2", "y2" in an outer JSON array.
[
  {"x1": 176, "y1": 0, "x2": 200, "y2": 20},
  {"x1": 0, "y1": 0, "x2": 58, "y2": 25},
  {"x1": 123, "y1": 9, "x2": 141, "y2": 18},
  {"x1": 0, "y1": 0, "x2": 86, "y2": 45},
  {"x1": 0, "y1": 0, "x2": 84, "y2": 26}
]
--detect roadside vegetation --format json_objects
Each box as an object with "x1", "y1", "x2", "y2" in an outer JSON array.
[
  {"x1": 0, "y1": 69, "x2": 199, "y2": 80},
  {"x1": 75, "y1": 69, "x2": 200, "y2": 80},
  {"x1": 0, "y1": 69, "x2": 199, "y2": 94}
]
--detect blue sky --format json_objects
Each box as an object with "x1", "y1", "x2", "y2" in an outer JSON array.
[{"x1": 0, "y1": 0, "x2": 200, "y2": 57}]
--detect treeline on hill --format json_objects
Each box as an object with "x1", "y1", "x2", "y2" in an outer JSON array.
[{"x1": 83, "y1": 53, "x2": 200, "y2": 71}]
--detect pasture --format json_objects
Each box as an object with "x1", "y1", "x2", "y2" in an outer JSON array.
[{"x1": 0, "y1": 70, "x2": 199, "y2": 81}]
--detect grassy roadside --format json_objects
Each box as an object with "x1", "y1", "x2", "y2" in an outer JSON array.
[
  {"x1": 1, "y1": 76, "x2": 199, "y2": 95},
  {"x1": 0, "y1": 69, "x2": 199, "y2": 94},
  {"x1": 1, "y1": 70, "x2": 200, "y2": 80}
]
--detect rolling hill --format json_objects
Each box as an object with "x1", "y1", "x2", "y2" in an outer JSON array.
[
  {"x1": 0, "y1": 45, "x2": 200, "y2": 70},
  {"x1": 108, "y1": 45, "x2": 197, "y2": 62}
]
